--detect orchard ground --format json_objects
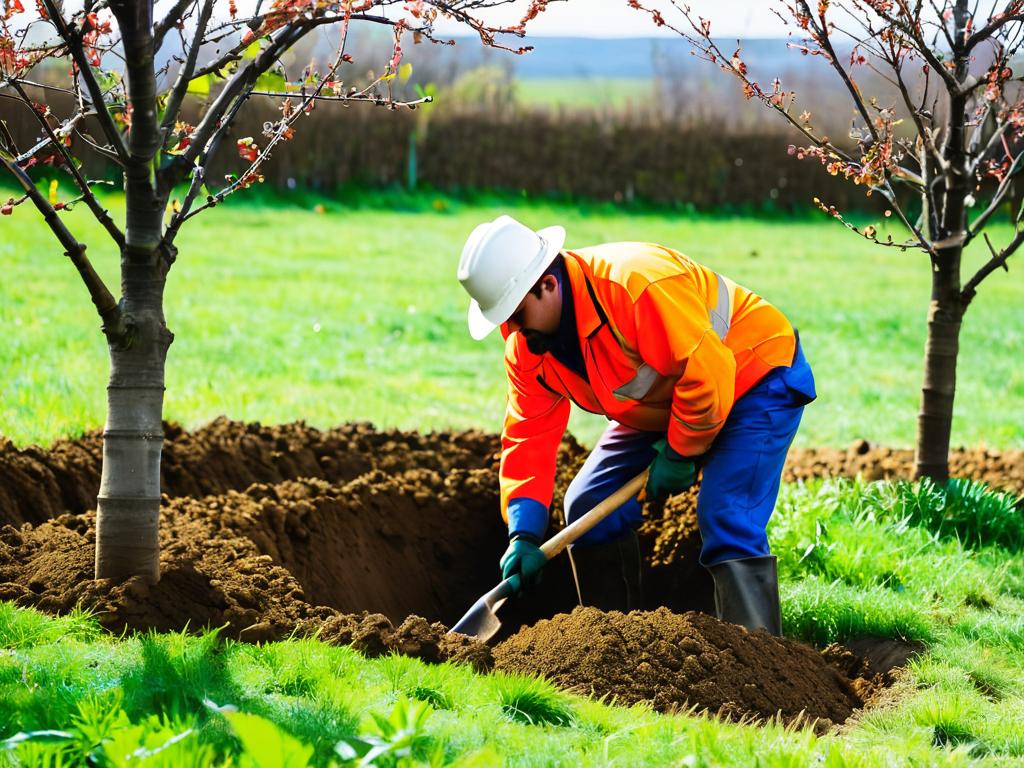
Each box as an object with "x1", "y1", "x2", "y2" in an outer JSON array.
[
  {"x1": 1, "y1": 420, "x2": 1023, "y2": 765},
  {"x1": 1, "y1": 189, "x2": 1023, "y2": 765}
]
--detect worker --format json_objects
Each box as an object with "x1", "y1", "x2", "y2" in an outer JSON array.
[{"x1": 456, "y1": 215, "x2": 815, "y2": 635}]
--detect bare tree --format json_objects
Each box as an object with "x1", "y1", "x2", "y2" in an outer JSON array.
[
  {"x1": 630, "y1": 0, "x2": 1022, "y2": 481},
  {"x1": 1, "y1": 0, "x2": 554, "y2": 582}
]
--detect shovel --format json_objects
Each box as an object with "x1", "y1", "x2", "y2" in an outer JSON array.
[{"x1": 448, "y1": 469, "x2": 649, "y2": 642}]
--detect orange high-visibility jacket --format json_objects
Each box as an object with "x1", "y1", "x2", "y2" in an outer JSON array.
[{"x1": 498, "y1": 242, "x2": 796, "y2": 520}]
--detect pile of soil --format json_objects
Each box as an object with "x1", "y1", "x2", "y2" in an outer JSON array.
[
  {"x1": 0, "y1": 420, "x2": 595, "y2": 667},
  {"x1": 0, "y1": 419, "x2": 1014, "y2": 726},
  {"x1": 493, "y1": 607, "x2": 875, "y2": 730},
  {"x1": 2, "y1": 421, "x2": 1020, "y2": 531},
  {"x1": 0, "y1": 419, "x2": 531, "y2": 529},
  {"x1": 0, "y1": 488, "x2": 493, "y2": 670},
  {"x1": 786, "y1": 439, "x2": 1024, "y2": 495}
]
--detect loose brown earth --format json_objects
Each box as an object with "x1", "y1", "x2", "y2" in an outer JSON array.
[
  {"x1": 495, "y1": 607, "x2": 871, "y2": 730},
  {"x1": 1, "y1": 420, "x2": 1018, "y2": 724}
]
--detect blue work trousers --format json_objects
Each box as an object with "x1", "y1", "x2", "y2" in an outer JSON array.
[{"x1": 564, "y1": 341, "x2": 816, "y2": 565}]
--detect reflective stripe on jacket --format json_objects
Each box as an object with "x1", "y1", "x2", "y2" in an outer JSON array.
[{"x1": 498, "y1": 242, "x2": 796, "y2": 521}]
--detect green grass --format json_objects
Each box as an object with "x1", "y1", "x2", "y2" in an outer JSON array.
[
  {"x1": 772, "y1": 478, "x2": 1024, "y2": 645},
  {"x1": 1, "y1": 479, "x2": 1023, "y2": 765},
  {"x1": 515, "y1": 77, "x2": 655, "y2": 111},
  {"x1": 1, "y1": 184, "x2": 1022, "y2": 450}
]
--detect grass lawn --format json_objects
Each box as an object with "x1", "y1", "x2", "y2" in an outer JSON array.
[
  {"x1": 2, "y1": 186, "x2": 1021, "y2": 449},
  {"x1": 1, "y1": 477, "x2": 1022, "y2": 766},
  {"x1": 515, "y1": 77, "x2": 655, "y2": 111}
]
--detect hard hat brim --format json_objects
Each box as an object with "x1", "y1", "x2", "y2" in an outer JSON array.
[
  {"x1": 467, "y1": 300, "x2": 493, "y2": 341},
  {"x1": 465, "y1": 224, "x2": 566, "y2": 341}
]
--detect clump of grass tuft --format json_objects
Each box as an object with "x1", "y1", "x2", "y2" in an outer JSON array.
[
  {"x1": 374, "y1": 653, "x2": 455, "y2": 711},
  {"x1": 932, "y1": 721, "x2": 987, "y2": 755},
  {"x1": 233, "y1": 639, "x2": 329, "y2": 699},
  {"x1": 409, "y1": 685, "x2": 453, "y2": 711},
  {"x1": 120, "y1": 627, "x2": 239, "y2": 722},
  {"x1": 773, "y1": 478, "x2": 1019, "y2": 623},
  {"x1": 912, "y1": 695, "x2": 990, "y2": 757},
  {"x1": 491, "y1": 674, "x2": 576, "y2": 728},
  {"x1": 0, "y1": 603, "x2": 103, "y2": 650},
  {"x1": 952, "y1": 609, "x2": 1024, "y2": 654},
  {"x1": 782, "y1": 576, "x2": 935, "y2": 646},
  {"x1": 886, "y1": 478, "x2": 1024, "y2": 552},
  {"x1": 918, "y1": 639, "x2": 1021, "y2": 702}
]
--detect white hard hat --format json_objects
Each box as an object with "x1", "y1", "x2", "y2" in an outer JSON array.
[{"x1": 456, "y1": 215, "x2": 566, "y2": 340}]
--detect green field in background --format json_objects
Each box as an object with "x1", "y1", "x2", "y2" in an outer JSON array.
[
  {"x1": 1, "y1": 187, "x2": 1022, "y2": 448},
  {"x1": 515, "y1": 77, "x2": 655, "y2": 110}
]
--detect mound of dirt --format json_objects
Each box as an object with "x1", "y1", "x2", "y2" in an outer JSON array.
[
  {"x1": 0, "y1": 419, "x2": 532, "y2": 530},
  {"x1": 0, "y1": 485, "x2": 494, "y2": 670},
  {"x1": 2, "y1": 421, "x2": 1021, "y2": 532},
  {"x1": 786, "y1": 440, "x2": 1024, "y2": 495},
  {"x1": 493, "y1": 606, "x2": 868, "y2": 729}
]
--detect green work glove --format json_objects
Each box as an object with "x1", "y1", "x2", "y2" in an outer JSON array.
[
  {"x1": 500, "y1": 536, "x2": 547, "y2": 593},
  {"x1": 645, "y1": 438, "x2": 698, "y2": 500}
]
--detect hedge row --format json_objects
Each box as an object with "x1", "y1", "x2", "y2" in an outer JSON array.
[
  {"x1": 4, "y1": 91, "x2": 874, "y2": 211},
  {"x1": 208, "y1": 99, "x2": 867, "y2": 211}
]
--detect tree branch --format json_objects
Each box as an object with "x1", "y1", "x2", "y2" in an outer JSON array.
[
  {"x1": 153, "y1": 0, "x2": 195, "y2": 52},
  {"x1": 179, "y1": 23, "x2": 304, "y2": 171},
  {"x1": 162, "y1": 25, "x2": 306, "y2": 239},
  {"x1": 188, "y1": 41, "x2": 248, "y2": 80},
  {"x1": 878, "y1": 181, "x2": 938, "y2": 256},
  {"x1": 966, "y1": 148, "x2": 1024, "y2": 240},
  {"x1": 166, "y1": 11, "x2": 359, "y2": 238},
  {"x1": 0, "y1": 148, "x2": 127, "y2": 343},
  {"x1": 162, "y1": 92, "x2": 246, "y2": 243},
  {"x1": 797, "y1": 0, "x2": 880, "y2": 143},
  {"x1": 248, "y1": 90, "x2": 433, "y2": 106},
  {"x1": 159, "y1": 0, "x2": 212, "y2": 136},
  {"x1": 191, "y1": 11, "x2": 392, "y2": 81},
  {"x1": 2, "y1": 78, "x2": 78, "y2": 97},
  {"x1": 961, "y1": 229, "x2": 1018, "y2": 307},
  {"x1": 967, "y1": 99, "x2": 995, "y2": 158},
  {"x1": 9, "y1": 80, "x2": 125, "y2": 249},
  {"x1": 39, "y1": 0, "x2": 129, "y2": 165},
  {"x1": 74, "y1": 127, "x2": 124, "y2": 163},
  {"x1": 928, "y1": 0, "x2": 959, "y2": 50},
  {"x1": 965, "y1": 6, "x2": 1024, "y2": 53},
  {"x1": 889, "y1": 56, "x2": 944, "y2": 218},
  {"x1": 875, "y1": 0, "x2": 961, "y2": 89},
  {"x1": 162, "y1": 27, "x2": 307, "y2": 237},
  {"x1": 204, "y1": 10, "x2": 396, "y2": 40}
]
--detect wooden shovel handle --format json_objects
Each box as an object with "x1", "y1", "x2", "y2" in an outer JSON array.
[{"x1": 539, "y1": 469, "x2": 649, "y2": 560}]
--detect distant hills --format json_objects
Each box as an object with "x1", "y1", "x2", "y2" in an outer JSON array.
[{"x1": 500, "y1": 36, "x2": 808, "y2": 80}]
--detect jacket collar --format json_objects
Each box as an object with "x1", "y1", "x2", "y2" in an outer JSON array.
[{"x1": 563, "y1": 251, "x2": 606, "y2": 338}]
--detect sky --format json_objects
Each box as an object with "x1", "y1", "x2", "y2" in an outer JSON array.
[{"x1": 431, "y1": 0, "x2": 790, "y2": 39}]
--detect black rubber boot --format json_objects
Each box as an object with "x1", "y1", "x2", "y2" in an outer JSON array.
[
  {"x1": 567, "y1": 530, "x2": 643, "y2": 612},
  {"x1": 706, "y1": 555, "x2": 783, "y2": 636}
]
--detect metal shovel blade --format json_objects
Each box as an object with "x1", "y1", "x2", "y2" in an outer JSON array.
[
  {"x1": 446, "y1": 471, "x2": 650, "y2": 644},
  {"x1": 448, "y1": 575, "x2": 520, "y2": 642}
]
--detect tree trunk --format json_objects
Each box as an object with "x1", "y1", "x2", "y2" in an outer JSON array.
[
  {"x1": 94, "y1": 0, "x2": 171, "y2": 581},
  {"x1": 914, "y1": 260, "x2": 962, "y2": 482},
  {"x1": 917, "y1": 43, "x2": 969, "y2": 483},
  {"x1": 94, "y1": 258, "x2": 172, "y2": 581}
]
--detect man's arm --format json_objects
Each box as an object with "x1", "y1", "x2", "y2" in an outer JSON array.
[{"x1": 499, "y1": 333, "x2": 570, "y2": 540}]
